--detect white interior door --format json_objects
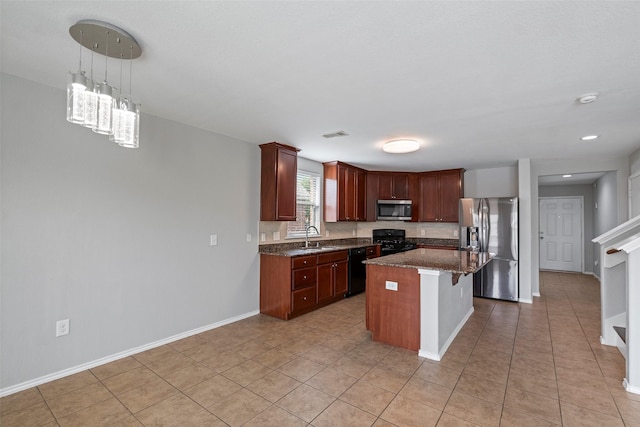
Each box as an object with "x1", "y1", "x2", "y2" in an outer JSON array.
[{"x1": 539, "y1": 197, "x2": 583, "y2": 272}]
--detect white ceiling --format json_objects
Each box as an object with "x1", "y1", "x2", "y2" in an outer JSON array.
[{"x1": 2, "y1": 1, "x2": 640, "y2": 172}]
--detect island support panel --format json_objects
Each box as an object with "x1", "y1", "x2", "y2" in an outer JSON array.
[{"x1": 418, "y1": 269, "x2": 474, "y2": 361}]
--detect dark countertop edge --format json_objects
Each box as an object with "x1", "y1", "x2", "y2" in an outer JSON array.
[
  {"x1": 407, "y1": 238, "x2": 459, "y2": 248},
  {"x1": 260, "y1": 243, "x2": 380, "y2": 257},
  {"x1": 363, "y1": 249, "x2": 494, "y2": 275}
]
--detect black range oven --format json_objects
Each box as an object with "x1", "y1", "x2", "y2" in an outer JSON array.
[{"x1": 372, "y1": 229, "x2": 417, "y2": 256}]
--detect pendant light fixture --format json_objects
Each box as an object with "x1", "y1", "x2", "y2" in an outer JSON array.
[
  {"x1": 67, "y1": 20, "x2": 142, "y2": 147},
  {"x1": 66, "y1": 32, "x2": 87, "y2": 124}
]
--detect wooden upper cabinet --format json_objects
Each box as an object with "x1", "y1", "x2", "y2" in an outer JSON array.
[
  {"x1": 324, "y1": 161, "x2": 367, "y2": 222},
  {"x1": 260, "y1": 142, "x2": 299, "y2": 221},
  {"x1": 356, "y1": 169, "x2": 367, "y2": 221},
  {"x1": 377, "y1": 173, "x2": 410, "y2": 200},
  {"x1": 418, "y1": 169, "x2": 464, "y2": 222}
]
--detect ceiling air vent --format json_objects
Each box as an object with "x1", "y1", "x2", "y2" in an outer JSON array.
[{"x1": 322, "y1": 130, "x2": 349, "y2": 138}]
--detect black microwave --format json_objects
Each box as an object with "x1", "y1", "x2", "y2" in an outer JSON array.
[{"x1": 376, "y1": 200, "x2": 413, "y2": 221}]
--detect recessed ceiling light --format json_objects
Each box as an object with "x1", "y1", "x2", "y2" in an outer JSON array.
[
  {"x1": 577, "y1": 93, "x2": 599, "y2": 104},
  {"x1": 581, "y1": 135, "x2": 599, "y2": 141},
  {"x1": 562, "y1": 174, "x2": 572, "y2": 178},
  {"x1": 382, "y1": 139, "x2": 420, "y2": 154}
]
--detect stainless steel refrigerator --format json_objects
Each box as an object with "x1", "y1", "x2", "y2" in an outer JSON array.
[{"x1": 459, "y1": 197, "x2": 519, "y2": 302}]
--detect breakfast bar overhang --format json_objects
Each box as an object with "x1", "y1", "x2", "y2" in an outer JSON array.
[{"x1": 364, "y1": 248, "x2": 493, "y2": 361}]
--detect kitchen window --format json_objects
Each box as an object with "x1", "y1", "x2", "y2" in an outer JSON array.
[{"x1": 287, "y1": 170, "x2": 321, "y2": 237}]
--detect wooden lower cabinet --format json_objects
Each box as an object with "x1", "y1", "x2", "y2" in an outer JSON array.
[
  {"x1": 366, "y1": 245, "x2": 381, "y2": 259},
  {"x1": 366, "y1": 264, "x2": 420, "y2": 351},
  {"x1": 260, "y1": 250, "x2": 348, "y2": 320}
]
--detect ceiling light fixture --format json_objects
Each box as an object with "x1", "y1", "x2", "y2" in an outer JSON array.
[
  {"x1": 67, "y1": 20, "x2": 142, "y2": 148},
  {"x1": 581, "y1": 135, "x2": 599, "y2": 141},
  {"x1": 382, "y1": 139, "x2": 420, "y2": 154},
  {"x1": 577, "y1": 93, "x2": 599, "y2": 104},
  {"x1": 562, "y1": 174, "x2": 572, "y2": 178}
]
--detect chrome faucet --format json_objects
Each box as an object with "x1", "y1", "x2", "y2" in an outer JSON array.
[{"x1": 304, "y1": 224, "x2": 320, "y2": 248}]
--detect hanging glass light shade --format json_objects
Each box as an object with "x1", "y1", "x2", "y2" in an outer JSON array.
[
  {"x1": 82, "y1": 79, "x2": 99, "y2": 129},
  {"x1": 66, "y1": 37, "x2": 86, "y2": 124},
  {"x1": 66, "y1": 72, "x2": 87, "y2": 124},
  {"x1": 117, "y1": 99, "x2": 140, "y2": 148},
  {"x1": 92, "y1": 81, "x2": 115, "y2": 135}
]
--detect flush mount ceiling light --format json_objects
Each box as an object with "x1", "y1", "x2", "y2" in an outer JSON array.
[
  {"x1": 66, "y1": 20, "x2": 142, "y2": 148},
  {"x1": 382, "y1": 139, "x2": 420, "y2": 154},
  {"x1": 577, "y1": 92, "x2": 599, "y2": 104},
  {"x1": 581, "y1": 135, "x2": 599, "y2": 141},
  {"x1": 562, "y1": 174, "x2": 573, "y2": 178}
]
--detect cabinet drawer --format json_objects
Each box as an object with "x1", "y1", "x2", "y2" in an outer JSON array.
[
  {"x1": 317, "y1": 250, "x2": 348, "y2": 264},
  {"x1": 366, "y1": 246, "x2": 379, "y2": 258},
  {"x1": 292, "y1": 255, "x2": 317, "y2": 269},
  {"x1": 292, "y1": 267, "x2": 316, "y2": 290},
  {"x1": 292, "y1": 287, "x2": 316, "y2": 312}
]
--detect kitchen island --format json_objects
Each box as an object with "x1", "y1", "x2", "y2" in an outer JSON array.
[{"x1": 363, "y1": 248, "x2": 492, "y2": 360}]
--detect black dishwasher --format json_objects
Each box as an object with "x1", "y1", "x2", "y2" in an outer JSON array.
[{"x1": 347, "y1": 247, "x2": 367, "y2": 296}]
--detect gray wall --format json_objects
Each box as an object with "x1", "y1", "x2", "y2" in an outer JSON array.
[
  {"x1": 464, "y1": 166, "x2": 518, "y2": 198},
  {"x1": 538, "y1": 185, "x2": 595, "y2": 274},
  {"x1": 1, "y1": 74, "x2": 261, "y2": 391},
  {"x1": 593, "y1": 171, "x2": 620, "y2": 273}
]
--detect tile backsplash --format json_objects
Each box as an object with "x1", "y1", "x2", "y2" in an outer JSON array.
[{"x1": 258, "y1": 220, "x2": 459, "y2": 244}]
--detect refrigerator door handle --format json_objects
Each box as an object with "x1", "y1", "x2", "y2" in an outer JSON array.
[{"x1": 480, "y1": 198, "x2": 490, "y2": 252}]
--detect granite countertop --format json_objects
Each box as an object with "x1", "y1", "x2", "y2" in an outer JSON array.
[
  {"x1": 260, "y1": 240, "x2": 380, "y2": 257},
  {"x1": 363, "y1": 248, "x2": 493, "y2": 275}
]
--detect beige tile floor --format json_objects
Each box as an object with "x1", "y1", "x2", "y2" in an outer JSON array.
[{"x1": 3, "y1": 271, "x2": 640, "y2": 426}]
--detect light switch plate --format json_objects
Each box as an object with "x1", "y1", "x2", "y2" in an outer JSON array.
[
  {"x1": 273, "y1": 231, "x2": 280, "y2": 241},
  {"x1": 210, "y1": 234, "x2": 218, "y2": 246},
  {"x1": 260, "y1": 233, "x2": 266, "y2": 242},
  {"x1": 453, "y1": 229, "x2": 459, "y2": 237},
  {"x1": 246, "y1": 233, "x2": 252, "y2": 242},
  {"x1": 421, "y1": 229, "x2": 426, "y2": 236}
]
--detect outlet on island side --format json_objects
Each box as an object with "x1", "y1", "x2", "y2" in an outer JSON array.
[{"x1": 385, "y1": 281, "x2": 398, "y2": 291}]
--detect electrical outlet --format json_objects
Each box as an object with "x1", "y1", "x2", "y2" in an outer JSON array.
[
  {"x1": 56, "y1": 319, "x2": 69, "y2": 337},
  {"x1": 453, "y1": 229, "x2": 459, "y2": 237},
  {"x1": 210, "y1": 234, "x2": 218, "y2": 246},
  {"x1": 246, "y1": 233, "x2": 252, "y2": 242},
  {"x1": 385, "y1": 281, "x2": 398, "y2": 291},
  {"x1": 352, "y1": 230, "x2": 356, "y2": 236},
  {"x1": 326, "y1": 230, "x2": 330, "y2": 237},
  {"x1": 273, "y1": 231, "x2": 280, "y2": 241},
  {"x1": 260, "y1": 232, "x2": 266, "y2": 242},
  {"x1": 421, "y1": 229, "x2": 426, "y2": 236}
]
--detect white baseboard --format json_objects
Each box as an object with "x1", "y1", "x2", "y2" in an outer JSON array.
[
  {"x1": 0, "y1": 309, "x2": 260, "y2": 398},
  {"x1": 419, "y1": 306, "x2": 474, "y2": 362},
  {"x1": 624, "y1": 378, "x2": 640, "y2": 395}
]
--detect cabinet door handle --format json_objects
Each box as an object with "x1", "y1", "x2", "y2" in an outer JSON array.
[
  {"x1": 303, "y1": 296, "x2": 307, "y2": 301},
  {"x1": 303, "y1": 260, "x2": 307, "y2": 264},
  {"x1": 303, "y1": 275, "x2": 307, "y2": 279}
]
